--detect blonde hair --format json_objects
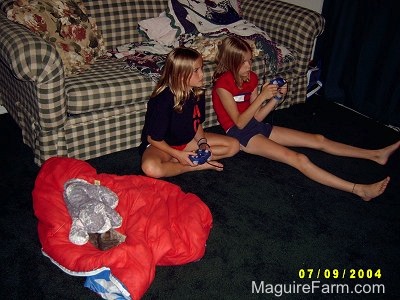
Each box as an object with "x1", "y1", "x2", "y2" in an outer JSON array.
[
  {"x1": 213, "y1": 36, "x2": 253, "y2": 88},
  {"x1": 151, "y1": 47, "x2": 204, "y2": 112}
]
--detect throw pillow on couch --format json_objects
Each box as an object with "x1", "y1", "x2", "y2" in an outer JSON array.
[{"x1": 7, "y1": 0, "x2": 106, "y2": 76}]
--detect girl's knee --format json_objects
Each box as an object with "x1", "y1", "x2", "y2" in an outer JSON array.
[
  {"x1": 230, "y1": 139, "x2": 240, "y2": 156},
  {"x1": 290, "y1": 152, "x2": 311, "y2": 170},
  {"x1": 297, "y1": 152, "x2": 310, "y2": 163},
  {"x1": 141, "y1": 161, "x2": 163, "y2": 178},
  {"x1": 212, "y1": 136, "x2": 240, "y2": 157},
  {"x1": 314, "y1": 134, "x2": 326, "y2": 146}
]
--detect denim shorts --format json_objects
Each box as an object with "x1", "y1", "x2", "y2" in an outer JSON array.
[{"x1": 226, "y1": 118, "x2": 272, "y2": 147}]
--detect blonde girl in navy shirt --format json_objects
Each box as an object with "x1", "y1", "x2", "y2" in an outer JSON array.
[
  {"x1": 212, "y1": 36, "x2": 399, "y2": 201},
  {"x1": 140, "y1": 47, "x2": 239, "y2": 178}
]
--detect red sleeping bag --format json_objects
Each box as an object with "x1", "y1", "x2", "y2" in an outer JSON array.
[{"x1": 32, "y1": 157, "x2": 213, "y2": 299}]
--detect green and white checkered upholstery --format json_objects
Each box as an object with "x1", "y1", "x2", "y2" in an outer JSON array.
[
  {"x1": 82, "y1": 0, "x2": 169, "y2": 49},
  {"x1": 0, "y1": 0, "x2": 324, "y2": 165}
]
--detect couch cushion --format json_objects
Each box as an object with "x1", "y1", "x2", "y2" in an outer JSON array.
[
  {"x1": 7, "y1": 0, "x2": 106, "y2": 77},
  {"x1": 0, "y1": 0, "x2": 14, "y2": 13},
  {"x1": 65, "y1": 57, "x2": 156, "y2": 114},
  {"x1": 65, "y1": 53, "x2": 296, "y2": 115},
  {"x1": 82, "y1": 0, "x2": 168, "y2": 49}
]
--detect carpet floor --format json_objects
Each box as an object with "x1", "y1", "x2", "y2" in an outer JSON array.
[{"x1": 1, "y1": 96, "x2": 399, "y2": 299}]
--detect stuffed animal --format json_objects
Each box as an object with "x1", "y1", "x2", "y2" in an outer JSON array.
[{"x1": 63, "y1": 178, "x2": 122, "y2": 246}]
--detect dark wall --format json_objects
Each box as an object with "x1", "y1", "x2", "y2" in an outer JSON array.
[{"x1": 315, "y1": 0, "x2": 399, "y2": 128}]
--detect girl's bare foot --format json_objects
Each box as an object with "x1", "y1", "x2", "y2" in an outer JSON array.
[
  {"x1": 353, "y1": 177, "x2": 390, "y2": 201},
  {"x1": 375, "y1": 140, "x2": 400, "y2": 165},
  {"x1": 196, "y1": 160, "x2": 224, "y2": 171}
]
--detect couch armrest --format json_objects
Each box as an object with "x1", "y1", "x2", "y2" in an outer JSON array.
[
  {"x1": 0, "y1": 13, "x2": 63, "y2": 83},
  {"x1": 242, "y1": 0, "x2": 325, "y2": 74},
  {"x1": 0, "y1": 13, "x2": 66, "y2": 129}
]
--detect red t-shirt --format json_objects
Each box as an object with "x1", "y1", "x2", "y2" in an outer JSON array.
[{"x1": 212, "y1": 71, "x2": 258, "y2": 131}]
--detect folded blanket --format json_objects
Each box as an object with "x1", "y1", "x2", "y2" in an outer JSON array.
[
  {"x1": 106, "y1": 41, "x2": 168, "y2": 82},
  {"x1": 166, "y1": 0, "x2": 293, "y2": 73},
  {"x1": 110, "y1": 0, "x2": 294, "y2": 80}
]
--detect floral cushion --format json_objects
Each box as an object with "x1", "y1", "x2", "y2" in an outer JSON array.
[
  {"x1": 7, "y1": 0, "x2": 106, "y2": 77},
  {"x1": 185, "y1": 36, "x2": 260, "y2": 62}
]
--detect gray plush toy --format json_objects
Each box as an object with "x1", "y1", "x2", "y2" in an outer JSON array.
[{"x1": 63, "y1": 178, "x2": 122, "y2": 245}]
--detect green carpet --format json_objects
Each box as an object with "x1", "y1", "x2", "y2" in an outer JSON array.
[{"x1": 1, "y1": 96, "x2": 399, "y2": 299}]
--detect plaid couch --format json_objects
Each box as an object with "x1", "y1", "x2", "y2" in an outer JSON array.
[{"x1": 0, "y1": 0, "x2": 325, "y2": 166}]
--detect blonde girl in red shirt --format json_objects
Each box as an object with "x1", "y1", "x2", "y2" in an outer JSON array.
[{"x1": 212, "y1": 36, "x2": 399, "y2": 201}]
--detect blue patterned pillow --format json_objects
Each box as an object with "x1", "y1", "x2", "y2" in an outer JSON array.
[{"x1": 167, "y1": 0, "x2": 242, "y2": 35}]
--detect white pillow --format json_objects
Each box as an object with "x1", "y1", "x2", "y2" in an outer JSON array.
[{"x1": 138, "y1": 13, "x2": 178, "y2": 46}]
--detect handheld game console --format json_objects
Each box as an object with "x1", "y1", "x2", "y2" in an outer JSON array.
[
  {"x1": 270, "y1": 77, "x2": 286, "y2": 87},
  {"x1": 270, "y1": 77, "x2": 287, "y2": 100},
  {"x1": 189, "y1": 149, "x2": 211, "y2": 165}
]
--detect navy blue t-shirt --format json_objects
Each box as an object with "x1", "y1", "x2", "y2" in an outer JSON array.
[{"x1": 139, "y1": 87, "x2": 205, "y2": 155}]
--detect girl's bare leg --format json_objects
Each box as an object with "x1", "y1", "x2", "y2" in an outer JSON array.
[
  {"x1": 243, "y1": 134, "x2": 390, "y2": 201},
  {"x1": 269, "y1": 126, "x2": 400, "y2": 165},
  {"x1": 204, "y1": 132, "x2": 240, "y2": 159},
  {"x1": 141, "y1": 145, "x2": 223, "y2": 178},
  {"x1": 352, "y1": 178, "x2": 390, "y2": 201}
]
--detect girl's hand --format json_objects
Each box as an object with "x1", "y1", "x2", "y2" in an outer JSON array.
[
  {"x1": 198, "y1": 142, "x2": 210, "y2": 151},
  {"x1": 198, "y1": 143, "x2": 213, "y2": 161},
  {"x1": 277, "y1": 83, "x2": 288, "y2": 98},
  {"x1": 175, "y1": 150, "x2": 197, "y2": 166},
  {"x1": 260, "y1": 82, "x2": 277, "y2": 100}
]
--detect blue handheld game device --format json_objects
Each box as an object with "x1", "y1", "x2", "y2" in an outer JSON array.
[
  {"x1": 189, "y1": 149, "x2": 211, "y2": 165},
  {"x1": 270, "y1": 77, "x2": 286, "y2": 100},
  {"x1": 270, "y1": 77, "x2": 286, "y2": 87}
]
